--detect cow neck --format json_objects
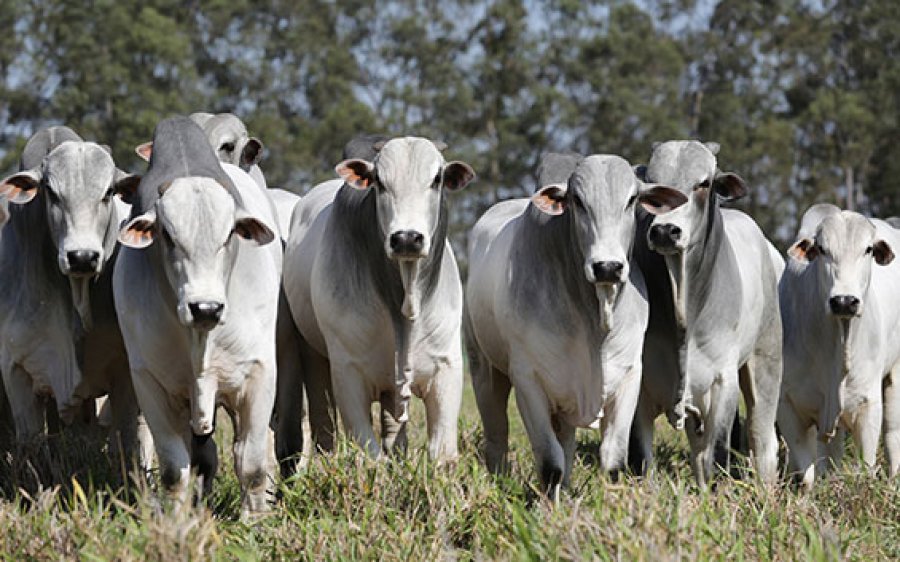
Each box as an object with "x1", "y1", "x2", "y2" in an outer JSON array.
[
  {"x1": 331, "y1": 184, "x2": 450, "y2": 422},
  {"x1": 514, "y1": 205, "x2": 609, "y2": 335},
  {"x1": 669, "y1": 194, "x2": 734, "y2": 431}
]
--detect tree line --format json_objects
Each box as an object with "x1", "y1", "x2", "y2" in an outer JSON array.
[{"x1": 1, "y1": 0, "x2": 898, "y2": 254}]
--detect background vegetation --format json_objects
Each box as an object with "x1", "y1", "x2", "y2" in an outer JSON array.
[{"x1": 2, "y1": 0, "x2": 899, "y2": 252}]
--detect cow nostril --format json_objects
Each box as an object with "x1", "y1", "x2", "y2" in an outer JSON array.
[
  {"x1": 189, "y1": 301, "x2": 225, "y2": 326},
  {"x1": 669, "y1": 225, "x2": 682, "y2": 239},
  {"x1": 592, "y1": 261, "x2": 625, "y2": 283},
  {"x1": 829, "y1": 295, "x2": 861, "y2": 316},
  {"x1": 389, "y1": 230, "x2": 425, "y2": 255},
  {"x1": 67, "y1": 250, "x2": 100, "y2": 273},
  {"x1": 649, "y1": 224, "x2": 681, "y2": 248}
]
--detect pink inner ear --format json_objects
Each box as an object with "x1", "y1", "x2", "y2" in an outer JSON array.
[
  {"x1": 135, "y1": 142, "x2": 153, "y2": 162},
  {"x1": 787, "y1": 239, "x2": 816, "y2": 262},
  {"x1": 531, "y1": 187, "x2": 566, "y2": 216}
]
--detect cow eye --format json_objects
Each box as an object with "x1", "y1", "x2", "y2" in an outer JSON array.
[
  {"x1": 220, "y1": 142, "x2": 235, "y2": 153},
  {"x1": 45, "y1": 186, "x2": 60, "y2": 204},
  {"x1": 865, "y1": 245, "x2": 874, "y2": 255},
  {"x1": 626, "y1": 194, "x2": 637, "y2": 208},
  {"x1": 433, "y1": 173, "x2": 442, "y2": 188},
  {"x1": 102, "y1": 186, "x2": 114, "y2": 203},
  {"x1": 696, "y1": 179, "x2": 711, "y2": 189}
]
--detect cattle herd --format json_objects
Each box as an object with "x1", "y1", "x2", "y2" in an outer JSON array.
[{"x1": 0, "y1": 114, "x2": 898, "y2": 518}]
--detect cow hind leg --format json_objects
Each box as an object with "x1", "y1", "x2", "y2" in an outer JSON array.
[
  {"x1": 3, "y1": 365, "x2": 45, "y2": 442},
  {"x1": 190, "y1": 430, "x2": 218, "y2": 500},
  {"x1": 883, "y1": 366, "x2": 900, "y2": 477},
  {"x1": 423, "y1": 364, "x2": 462, "y2": 463},
  {"x1": 627, "y1": 396, "x2": 656, "y2": 476},
  {"x1": 107, "y1": 374, "x2": 141, "y2": 469},
  {"x1": 302, "y1": 340, "x2": 336, "y2": 453},
  {"x1": 275, "y1": 294, "x2": 305, "y2": 476},
  {"x1": 471, "y1": 362, "x2": 512, "y2": 474}
]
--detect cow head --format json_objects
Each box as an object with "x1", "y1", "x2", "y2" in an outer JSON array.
[
  {"x1": 531, "y1": 154, "x2": 686, "y2": 286},
  {"x1": 0, "y1": 141, "x2": 138, "y2": 277},
  {"x1": 118, "y1": 176, "x2": 274, "y2": 330},
  {"x1": 637, "y1": 140, "x2": 747, "y2": 254},
  {"x1": 788, "y1": 210, "x2": 894, "y2": 318},
  {"x1": 335, "y1": 137, "x2": 475, "y2": 261}
]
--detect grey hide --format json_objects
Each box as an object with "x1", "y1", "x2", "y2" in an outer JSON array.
[
  {"x1": 0, "y1": 126, "x2": 144, "y2": 460},
  {"x1": 282, "y1": 136, "x2": 474, "y2": 462},
  {"x1": 465, "y1": 153, "x2": 658, "y2": 496},
  {"x1": 779, "y1": 205, "x2": 900, "y2": 488},
  {"x1": 113, "y1": 116, "x2": 280, "y2": 516},
  {"x1": 631, "y1": 140, "x2": 783, "y2": 486}
]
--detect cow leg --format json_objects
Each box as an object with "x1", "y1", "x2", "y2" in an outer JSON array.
[
  {"x1": 850, "y1": 392, "x2": 882, "y2": 474},
  {"x1": 191, "y1": 430, "x2": 218, "y2": 500},
  {"x1": 3, "y1": 365, "x2": 44, "y2": 441},
  {"x1": 817, "y1": 427, "x2": 845, "y2": 478},
  {"x1": 777, "y1": 398, "x2": 816, "y2": 490},
  {"x1": 131, "y1": 371, "x2": 192, "y2": 506},
  {"x1": 687, "y1": 376, "x2": 738, "y2": 487},
  {"x1": 628, "y1": 395, "x2": 656, "y2": 476},
  {"x1": 883, "y1": 366, "x2": 900, "y2": 477},
  {"x1": 600, "y1": 366, "x2": 642, "y2": 474},
  {"x1": 379, "y1": 391, "x2": 408, "y2": 456},
  {"x1": 471, "y1": 362, "x2": 512, "y2": 474},
  {"x1": 740, "y1": 353, "x2": 780, "y2": 485},
  {"x1": 513, "y1": 374, "x2": 564, "y2": 499},
  {"x1": 275, "y1": 295, "x2": 305, "y2": 476},
  {"x1": 232, "y1": 367, "x2": 277, "y2": 516},
  {"x1": 301, "y1": 339, "x2": 335, "y2": 453},
  {"x1": 554, "y1": 418, "x2": 576, "y2": 487},
  {"x1": 422, "y1": 363, "x2": 462, "y2": 463},
  {"x1": 330, "y1": 360, "x2": 379, "y2": 457},
  {"x1": 107, "y1": 374, "x2": 141, "y2": 467}
]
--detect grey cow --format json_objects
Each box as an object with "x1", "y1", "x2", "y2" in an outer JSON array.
[
  {"x1": 282, "y1": 136, "x2": 475, "y2": 461},
  {"x1": 779, "y1": 204, "x2": 900, "y2": 489},
  {"x1": 0, "y1": 127, "x2": 144, "y2": 457},
  {"x1": 465, "y1": 153, "x2": 686, "y2": 496},
  {"x1": 114, "y1": 116, "x2": 280, "y2": 515},
  {"x1": 631, "y1": 140, "x2": 783, "y2": 486}
]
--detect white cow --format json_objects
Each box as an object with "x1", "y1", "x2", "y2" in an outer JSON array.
[
  {"x1": 466, "y1": 153, "x2": 685, "y2": 496},
  {"x1": 282, "y1": 136, "x2": 474, "y2": 461},
  {"x1": 779, "y1": 204, "x2": 900, "y2": 489},
  {"x1": 114, "y1": 116, "x2": 280, "y2": 515}
]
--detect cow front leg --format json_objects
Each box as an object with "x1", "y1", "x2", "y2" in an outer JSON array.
[
  {"x1": 883, "y1": 366, "x2": 900, "y2": 477},
  {"x1": 739, "y1": 352, "x2": 780, "y2": 485},
  {"x1": 471, "y1": 361, "x2": 512, "y2": 474},
  {"x1": 330, "y1": 360, "x2": 379, "y2": 458},
  {"x1": 232, "y1": 365, "x2": 277, "y2": 517},
  {"x1": 3, "y1": 365, "x2": 45, "y2": 442},
  {"x1": 777, "y1": 396, "x2": 816, "y2": 490},
  {"x1": 628, "y1": 394, "x2": 657, "y2": 476},
  {"x1": 107, "y1": 374, "x2": 141, "y2": 468},
  {"x1": 600, "y1": 366, "x2": 642, "y2": 474},
  {"x1": 379, "y1": 391, "x2": 408, "y2": 456},
  {"x1": 275, "y1": 293, "x2": 305, "y2": 477},
  {"x1": 687, "y1": 376, "x2": 739, "y2": 487},
  {"x1": 850, "y1": 392, "x2": 882, "y2": 475},
  {"x1": 423, "y1": 362, "x2": 462, "y2": 463},
  {"x1": 301, "y1": 339, "x2": 335, "y2": 453},
  {"x1": 513, "y1": 375, "x2": 564, "y2": 500}
]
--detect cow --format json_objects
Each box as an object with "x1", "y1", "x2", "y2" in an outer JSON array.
[
  {"x1": 465, "y1": 153, "x2": 686, "y2": 497},
  {"x1": 113, "y1": 116, "x2": 280, "y2": 515},
  {"x1": 0, "y1": 126, "x2": 145, "y2": 460},
  {"x1": 630, "y1": 140, "x2": 783, "y2": 486},
  {"x1": 281, "y1": 136, "x2": 474, "y2": 461},
  {"x1": 779, "y1": 204, "x2": 900, "y2": 489}
]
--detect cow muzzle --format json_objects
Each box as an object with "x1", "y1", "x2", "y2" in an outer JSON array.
[
  {"x1": 590, "y1": 260, "x2": 625, "y2": 284},
  {"x1": 65, "y1": 249, "x2": 101, "y2": 276},
  {"x1": 648, "y1": 223, "x2": 682, "y2": 254},
  {"x1": 187, "y1": 300, "x2": 226, "y2": 330},
  {"x1": 828, "y1": 295, "x2": 861, "y2": 317},
  {"x1": 388, "y1": 229, "x2": 427, "y2": 259}
]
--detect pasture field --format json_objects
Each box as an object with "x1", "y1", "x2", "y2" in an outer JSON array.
[{"x1": 1, "y1": 381, "x2": 898, "y2": 561}]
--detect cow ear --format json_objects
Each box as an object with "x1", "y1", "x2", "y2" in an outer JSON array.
[
  {"x1": 531, "y1": 184, "x2": 568, "y2": 215},
  {"x1": 241, "y1": 137, "x2": 264, "y2": 168},
  {"x1": 443, "y1": 161, "x2": 475, "y2": 192},
  {"x1": 712, "y1": 171, "x2": 747, "y2": 201},
  {"x1": 119, "y1": 212, "x2": 157, "y2": 249},
  {"x1": 113, "y1": 170, "x2": 141, "y2": 205},
  {"x1": 0, "y1": 169, "x2": 42, "y2": 204},
  {"x1": 873, "y1": 239, "x2": 894, "y2": 266},
  {"x1": 787, "y1": 238, "x2": 818, "y2": 263},
  {"x1": 234, "y1": 212, "x2": 275, "y2": 246},
  {"x1": 135, "y1": 142, "x2": 153, "y2": 162},
  {"x1": 638, "y1": 185, "x2": 688, "y2": 215},
  {"x1": 633, "y1": 164, "x2": 648, "y2": 182},
  {"x1": 335, "y1": 159, "x2": 375, "y2": 190}
]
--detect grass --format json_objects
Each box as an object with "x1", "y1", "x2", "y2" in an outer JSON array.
[{"x1": 1, "y1": 382, "x2": 898, "y2": 561}]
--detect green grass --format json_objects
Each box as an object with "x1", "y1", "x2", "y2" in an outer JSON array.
[{"x1": 1, "y1": 382, "x2": 898, "y2": 560}]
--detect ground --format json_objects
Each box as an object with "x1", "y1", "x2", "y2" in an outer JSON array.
[{"x1": 1, "y1": 380, "x2": 898, "y2": 560}]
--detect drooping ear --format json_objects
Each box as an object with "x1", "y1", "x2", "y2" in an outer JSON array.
[
  {"x1": 704, "y1": 141, "x2": 721, "y2": 155},
  {"x1": 638, "y1": 185, "x2": 689, "y2": 215},
  {"x1": 787, "y1": 238, "x2": 819, "y2": 263},
  {"x1": 240, "y1": 137, "x2": 264, "y2": 168},
  {"x1": 712, "y1": 171, "x2": 747, "y2": 201},
  {"x1": 335, "y1": 159, "x2": 375, "y2": 190},
  {"x1": 633, "y1": 164, "x2": 648, "y2": 182},
  {"x1": 233, "y1": 212, "x2": 275, "y2": 246},
  {"x1": 442, "y1": 161, "x2": 476, "y2": 192},
  {"x1": 531, "y1": 184, "x2": 568, "y2": 215},
  {"x1": 113, "y1": 169, "x2": 141, "y2": 205},
  {"x1": 118, "y1": 212, "x2": 157, "y2": 249},
  {"x1": 135, "y1": 142, "x2": 153, "y2": 162},
  {"x1": 873, "y1": 239, "x2": 894, "y2": 266},
  {"x1": 0, "y1": 169, "x2": 42, "y2": 204}
]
